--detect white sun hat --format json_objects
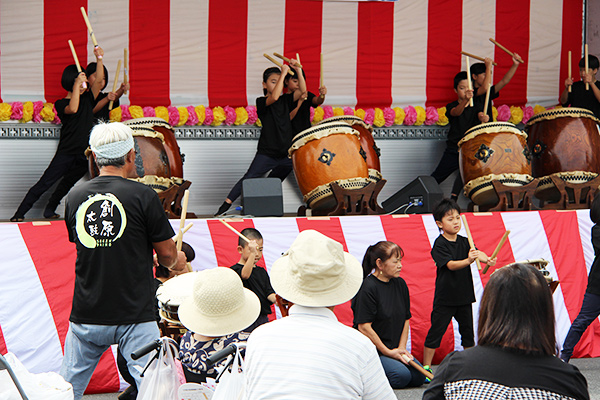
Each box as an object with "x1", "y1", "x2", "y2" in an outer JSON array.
[
  {"x1": 178, "y1": 267, "x2": 260, "y2": 336},
  {"x1": 270, "y1": 230, "x2": 363, "y2": 307}
]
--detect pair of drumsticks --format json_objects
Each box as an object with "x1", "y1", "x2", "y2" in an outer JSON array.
[
  {"x1": 460, "y1": 215, "x2": 510, "y2": 274},
  {"x1": 567, "y1": 44, "x2": 591, "y2": 93},
  {"x1": 461, "y1": 38, "x2": 523, "y2": 112},
  {"x1": 69, "y1": 7, "x2": 128, "y2": 110},
  {"x1": 264, "y1": 52, "x2": 325, "y2": 88}
]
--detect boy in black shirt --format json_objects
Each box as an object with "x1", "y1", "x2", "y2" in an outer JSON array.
[
  {"x1": 431, "y1": 72, "x2": 489, "y2": 201},
  {"x1": 286, "y1": 69, "x2": 327, "y2": 134},
  {"x1": 422, "y1": 198, "x2": 496, "y2": 375},
  {"x1": 560, "y1": 54, "x2": 600, "y2": 119},
  {"x1": 230, "y1": 228, "x2": 276, "y2": 332},
  {"x1": 215, "y1": 61, "x2": 306, "y2": 216},
  {"x1": 11, "y1": 46, "x2": 105, "y2": 222},
  {"x1": 86, "y1": 62, "x2": 128, "y2": 123}
]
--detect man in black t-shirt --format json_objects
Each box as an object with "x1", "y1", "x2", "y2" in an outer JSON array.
[
  {"x1": 59, "y1": 122, "x2": 187, "y2": 400},
  {"x1": 215, "y1": 60, "x2": 307, "y2": 216},
  {"x1": 422, "y1": 199, "x2": 495, "y2": 372}
]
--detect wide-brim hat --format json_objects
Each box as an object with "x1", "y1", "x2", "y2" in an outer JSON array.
[
  {"x1": 178, "y1": 267, "x2": 260, "y2": 336},
  {"x1": 270, "y1": 230, "x2": 362, "y2": 307}
]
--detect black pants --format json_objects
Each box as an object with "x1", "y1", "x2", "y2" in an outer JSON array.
[
  {"x1": 226, "y1": 153, "x2": 293, "y2": 202},
  {"x1": 431, "y1": 146, "x2": 463, "y2": 198},
  {"x1": 14, "y1": 153, "x2": 88, "y2": 217},
  {"x1": 424, "y1": 303, "x2": 474, "y2": 348}
]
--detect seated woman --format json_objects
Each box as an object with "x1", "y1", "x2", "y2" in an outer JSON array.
[
  {"x1": 178, "y1": 267, "x2": 260, "y2": 383},
  {"x1": 423, "y1": 263, "x2": 589, "y2": 400},
  {"x1": 351, "y1": 241, "x2": 426, "y2": 389}
]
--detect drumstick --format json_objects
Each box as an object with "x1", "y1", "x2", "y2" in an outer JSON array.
[
  {"x1": 124, "y1": 48, "x2": 128, "y2": 94},
  {"x1": 400, "y1": 355, "x2": 434, "y2": 380},
  {"x1": 68, "y1": 40, "x2": 87, "y2": 89},
  {"x1": 489, "y1": 38, "x2": 524, "y2": 63},
  {"x1": 272, "y1": 52, "x2": 304, "y2": 69},
  {"x1": 461, "y1": 215, "x2": 481, "y2": 270},
  {"x1": 482, "y1": 231, "x2": 510, "y2": 274},
  {"x1": 108, "y1": 59, "x2": 121, "y2": 111},
  {"x1": 482, "y1": 82, "x2": 492, "y2": 119},
  {"x1": 172, "y1": 222, "x2": 194, "y2": 245},
  {"x1": 80, "y1": 7, "x2": 102, "y2": 59},
  {"x1": 568, "y1": 51, "x2": 572, "y2": 93},
  {"x1": 320, "y1": 53, "x2": 324, "y2": 87},
  {"x1": 585, "y1": 44, "x2": 589, "y2": 90},
  {"x1": 176, "y1": 190, "x2": 190, "y2": 252},
  {"x1": 264, "y1": 53, "x2": 294, "y2": 76},
  {"x1": 465, "y1": 56, "x2": 474, "y2": 107},
  {"x1": 460, "y1": 51, "x2": 497, "y2": 66},
  {"x1": 219, "y1": 219, "x2": 251, "y2": 243}
]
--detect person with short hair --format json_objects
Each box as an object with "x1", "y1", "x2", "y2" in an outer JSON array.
[
  {"x1": 423, "y1": 263, "x2": 589, "y2": 400},
  {"x1": 59, "y1": 121, "x2": 187, "y2": 400},
  {"x1": 560, "y1": 54, "x2": 600, "y2": 118},
  {"x1": 422, "y1": 198, "x2": 496, "y2": 375},
  {"x1": 85, "y1": 61, "x2": 128, "y2": 123},
  {"x1": 243, "y1": 230, "x2": 396, "y2": 400}
]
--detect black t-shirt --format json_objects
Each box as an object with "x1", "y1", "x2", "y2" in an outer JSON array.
[
  {"x1": 65, "y1": 176, "x2": 175, "y2": 324},
  {"x1": 256, "y1": 93, "x2": 294, "y2": 158},
  {"x1": 445, "y1": 99, "x2": 482, "y2": 150},
  {"x1": 473, "y1": 84, "x2": 500, "y2": 121},
  {"x1": 290, "y1": 91, "x2": 316, "y2": 135},
  {"x1": 93, "y1": 92, "x2": 120, "y2": 123},
  {"x1": 351, "y1": 275, "x2": 411, "y2": 351},
  {"x1": 587, "y1": 225, "x2": 600, "y2": 295},
  {"x1": 54, "y1": 91, "x2": 96, "y2": 155},
  {"x1": 563, "y1": 81, "x2": 600, "y2": 119},
  {"x1": 431, "y1": 235, "x2": 476, "y2": 306},
  {"x1": 230, "y1": 263, "x2": 275, "y2": 316},
  {"x1": 423, "y1": 345, "x2": 589, "y2": 400}
]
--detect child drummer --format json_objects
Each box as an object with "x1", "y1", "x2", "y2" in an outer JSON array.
[{"x1": 560, "y1": 54, "x2": 600, "y2": 119}]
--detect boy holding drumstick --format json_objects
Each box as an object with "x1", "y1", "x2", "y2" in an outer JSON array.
[
  {"x1": 560, "y1": 54, "x2": 600, "y2": 119},
  {"x1": 286, "y1": 68, "x2": 327, "y2": 134}
]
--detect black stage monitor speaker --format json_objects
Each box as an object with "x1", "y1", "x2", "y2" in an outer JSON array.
[
  {"x1": 382, "y1": 176, "x2": 443, "y2": 214},
  {"x1": 242, "y1": 178, "x2": 284, "y2": 217}
]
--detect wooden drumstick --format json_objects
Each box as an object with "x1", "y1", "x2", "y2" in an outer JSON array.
[
  {"x1": 461, "y1": 215, "x2": 481, "y2": 270},
  {"x1": 482, "y1": 82, "x2": 492, "y2": 120},
  {"x1": 264, "y1": 53, "x2": 294, "y2": 76},
  {"x1": 320, "y1": 53, "x2": 324, "y2": 87},
  {"x1": 80, "y1": 7, "x2": 102, "y2": 59},
  {"x1": 482, "y1": 231, "x2": 510, "y2": 274},
  {"x1": 68, "y1": 40, "x2": 87, "y2": 89},
  {"x1": 173, "y1": 222, "x2": 194, "y2": 244},
  {"x1": 489, "y1": 38, "x2": 524, "y2": 63},
  {"x1": 272, "y1": 52, "x2": 304, "y2": 69},
  {"x1": 124, "y1": 48, "x2": 129, "y2": 94},
  {"x1": 460, "y1": 51, "x2": 497, "y2": 66},
  {"x1": 108, "y1": 59, "x2": 121, "y2": 111},
  {"x1": 568, "y1": 51, "x2": 572, "y2": 93},
  {"x1": 585, "y1": 44, "x2": 589, "y2": 91},
  {"x1": 176, "y1": 190, "x2": 190, "y2": 251},
  {"x1": 465, "y1": 56, "x2": 474, "y2": 107},
  {"x1": 400, "y1": 355, "x2": 434, "y2": 380},
  {"x1": 219, "y1": 219, "x2": 251, "y2": 243}
]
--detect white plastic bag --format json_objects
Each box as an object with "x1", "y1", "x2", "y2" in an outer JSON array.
[
  {"x1": 0, "y1": 352, "x2": 73, "y2": 400},
  {"x1": 137, "y1": 338, "x2": 181, "y2": 400},
  {"x1": 212, "y1": 346, "x2": 245, "y2": 400}
]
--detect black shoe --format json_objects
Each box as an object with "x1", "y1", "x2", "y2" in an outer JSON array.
[
  {"x1": 44, "y1": 212, "x2": 60, "y2": 219},
  {"x1": 118, "y1": 385, "x2": 138, "y2": 400},
  {"x1": 10, "y1": 214, "x2": 24, "y2": 222},
  {"x1": 214, "y1": 202, "x2": 232, "y2": 217}
]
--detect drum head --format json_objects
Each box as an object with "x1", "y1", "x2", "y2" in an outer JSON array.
[
  {"x1": 525, "y1": 107, "x2": 600, "y2": 128},
  {"x1": 156, "y1": 272, "x2": 198, "y2": 321},
  {"x1": 289, "y1": 121, "x2": 359, "y2": 156}
]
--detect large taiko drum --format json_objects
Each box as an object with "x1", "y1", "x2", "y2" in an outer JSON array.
[
  {"x1": 156, "y1": 272, "x2": 198, "y2": 325},
  {"x1": 525, "y1": 107, "x2": 600, "y2": 202},
  {"x1": 318, "y1": 115, "x2": 382, "y2": 182},
  {"x1": 458, "y1": 122, "x2": 533, "y2": 206},
  {"x1": 289, "y1": 121, "x2": 370, "y2": 210}
]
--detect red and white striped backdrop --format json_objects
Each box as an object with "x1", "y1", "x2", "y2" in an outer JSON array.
[
  {"x1": 0, "y1": 0, "x2": 583, "y2": 109},
  {"x1": 1, "y1": 210, "x2": 599, "y2": 394}
]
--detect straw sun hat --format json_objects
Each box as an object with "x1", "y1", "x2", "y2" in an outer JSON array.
[
  {"x1": 178, "y1": 267, "x2": 260, "y2": 336},
  {"x1": 270, "y1": 230, "x2": 363, "y2": 307}
]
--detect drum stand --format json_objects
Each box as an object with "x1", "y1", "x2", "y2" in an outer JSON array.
[
  {"x1": 298, "y1": 180, "x2": 386, "y2": 216},
  {"x1": 538, "y1": 175, "x2": 600, "y2": 210},
  {"x1": 469, "y1": 178, "x2": 539, "y2": 212},
  {"x1": 157, "y1": 180, "x2": 197, "y2": 218}
]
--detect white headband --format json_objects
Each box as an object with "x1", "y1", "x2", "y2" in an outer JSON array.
[{"x1": 91, "y1": 135, "x2": 134, "y2": 159}]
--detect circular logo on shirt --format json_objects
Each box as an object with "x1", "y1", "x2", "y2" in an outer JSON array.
[{"x1": 75, "y1": 193, "x2": 127, "y2": 248}]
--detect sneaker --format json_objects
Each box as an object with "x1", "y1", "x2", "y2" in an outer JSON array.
[
  {"x1": 118, "y1": 385, "x2": 137, "y2": 400},
  {"x1": 214, "y1": 201, "x2": 232, "y2": 217},
  {"x1": 423, "y1": 365, "x2": 433, "y2": 383}
]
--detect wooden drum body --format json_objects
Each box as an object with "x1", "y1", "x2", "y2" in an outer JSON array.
[
  {"x1": 319, "y1": 115, "x2": 382, "y2": 182},
  {"x1": 289, "y1": 121, "x2": 370, "y2": 210},
  {"x1": 525, "y1": 107, "x2": 600, "y2": 201},
  {"x1": 458, "y1": 122, "x2": 533, "y2": 206}
]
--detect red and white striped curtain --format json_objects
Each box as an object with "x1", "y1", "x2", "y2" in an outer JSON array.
[{"x1": 0, "y1": 0, "x2": 583, "y2": 109}]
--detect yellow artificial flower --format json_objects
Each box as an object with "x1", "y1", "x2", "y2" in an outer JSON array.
[
  {"x1": 0, "y1": 103, "x2": 12, "y2": 121},
  {"x1": 212, "y1": 106, "x2": 226, "y2": 126},
  {"x1": 41, "y1": 103, "x2": 56, "y2": 122},
  {"x1": 354, "y1": 108, "x2": 365, "y2": 121},
  {"x1": 373, "y1": 108, "x2": 385, "y2": 127},
  {"x1": 509, "y1": 106, "x2": 523, "y2": 125},
  {"x1": 256, "y1": 118, "x2": 262, "y2": 127},
  {"x1": 110, "y1": 106, "x2": 122, "y2": 122},
  {"x1": 177, "y1": 107, "x2": 188, "y2": 127},
  {"x1": 393, "y1": 107, "x2": 405, "y2": 125},
  {"x1": 436, "y1": 107, "x2": 448, "y2": 126},
  {"x1": 415, "y1": 106, "x2": 426, "y2": 126},
  {"x1": 492, "y1": 106, "x2": 498, "y2": 122},
  {"x1": 313, "y1": 106, "x2": 324, "y2": 123},
  {"x1": 333, "y1": 107, "x2": 344, "y2": 116},
  {"x1": 533, "y1": 104, "x2": 546, "y2": 115},
  {"x1": 129, "y1": 105, "x2": 143, "y2": 119},
  {"x1": 21, "y1": 101, "x2": 33, "y2": 122},
  {"x1": 195, "y1": 105, "x2": 206, "y2": 125},
  {"x1": 235, "y1": 107, "x2": 248, "y2": 125},
  {"x1": 155, "y1": 106, "x2": 169, "y2": 122}
]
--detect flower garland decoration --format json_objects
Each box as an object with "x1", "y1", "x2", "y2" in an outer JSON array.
[
  {"x1": 234, "y1": 107, "x2": 248, "y2": 125},
  {"x1": 143, "y1": 106, "x2": 156, "y2": 118},
  {"x1": 21, "y1": 101, "x2": 33, "y2": 123},
  {"x1": 508, "y1": 106, "x2": 524, "y2": 125},
  {"x1": 414, "y1": 106, "x2": 426, "y2": 126},
  {"x1": 436, "y1": 107, "x2": 448, "y2": 126},
  {"x1": 121, "y1": 104, "x2": 133, "y2": 121},
  {"x1": 195, "y1": 105, "x2": 206, "y2": 125},
  {"x1": 373, "y1": 108, "x2": 385, "y2": 127},
  {"x1": 492, "y1": 106, "x2": 498, "y2": 122},
  {"x1": 223, "y1": 106, "x2": 236, "y2": 126},
  {"x1": 313, "y1": 106, "x2": 324, "y2": 123},
  {"x1": 246, "y1": 105, "x2": 258, "y2": 125},
  {"x1": 0, "y1": 103, "x2": 12, "y2": 121},
  {"x1": 186, "y1": 106, "x2": 199, "y2": 126},
  {"x1": 333, "y1": 107, "x2": 344, "y2": 117},
  {"x1": 496, "y1": 104, "x2": 511, "y2": 122},
  {"x1": 383, "y1": 107, "x2": 395, "y2": 127},
  {"x1": 364, "y1": 108, "x2": 375, "y2": 125},
  {"x1": 33, "y1": 101, "x2": 44, "y2": 123},
  {"x1": 204, "y1": 107, "x2": 214, "y2": 126},
  {"x1": 354, "y1": 108, "x2": 365, "y2": 121},
  {"x1": 425, "y1": 106, "x2": 438, "y2": 126},
  {"x1": 404, "y1": 106, "x2": 417, "y2": 126},
  {"x1": 323, "y1": 105, "x2": 334, "y2": 120},
  {"x1": 533, "y1": 104, "x2": 546, "y2": 115},
  {"x1": 522, "y1": 106, "x2": 534, "y2": 125},
  {"x1": 10, "y1": 102, "x2": 23, "y2": 121},
  {"x1": 40, "y1": 103, "x2": 56, "y2": 123},
  {"x1": 130, "y1": 105, "x2": 144, "y2": 120},
  {"x1": 211, "y1": 106, "x2": 226, "y2": 126},
  {"x1": 155, "y1": 106, "x2": 169, "y2": 123},
  {"x1": 176, "y1": 106, "x2": 189, "y2": 127},
  {"x1": 394, "y1": 107, "x2": 405, "y2": 125},
  {"x1": 109, "y1": 106, "x2": 122, "y2": 122}
]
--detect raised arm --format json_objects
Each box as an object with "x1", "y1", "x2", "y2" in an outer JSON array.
[
  {"x1": 64, "y1": 73, "x2": 87, "y2": 115},
  {"x1": 90, "y1": 46, "x2": 105, "y2": 99},
  {"x1": 494, "y1": 53, "x2": 521, "y2": 92},
  {"x1": 265, "y1": 65, "x2": 289, "y2": 106}
]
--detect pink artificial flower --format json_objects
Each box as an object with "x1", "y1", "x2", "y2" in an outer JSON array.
[
  {"x1": 121, "y1": 105, "x2": 132, "y2": 121},
  {"x1": 10, "y1": 102, "x2": 23, "y2": 121},
  {"x1": 522, "y1": 106, "x2": 534, "y2": 125},
  {"x1": 364, "y1": 108, "x2": 375, "y2": 125},
  {"x1": 383, "y1": 107, "x2": 395, "y2": 127},
  {"x1": 33, "y1": 101, "x2": 44, "y2": 123},
  {"x1": 143, "y1": 106, "x2": 156, "y2": 117},
  {"x1": 246, "y1": 105, "x2": 258, "y2": 125},
  {"x1": 52, "y1": 104, "x2": 61, "y2": 124},
  {"x1": 496, "y1": 104, "x2": 511, "y2": 122},
  {"x1": 168, "y1": 106, "x2": 180, "y2": 126},
  {"x1": 425, "y1": 106, "x2": 439, "y2": 125},
  {"x1": 323, "y1": 105, "x2": 334, "y2": 120},
  {"x1": 204, "y1": 107, "x2": 214, "y2": 125},
  {"x1": 344, "y1": 106, "x2": 354, "y2": 115},
  {"x1": 404, "y1": 106, "x2": 417, "y2": 125},
  {"x1": 310, "y1": 107, "x2": 315, "y2": 122},
  {"x1": 224, "y1": 106, "x2": 236, "y2": 126},
  {"x1": 186, "y1": 106, "x2": 199, "y2": 125}
]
